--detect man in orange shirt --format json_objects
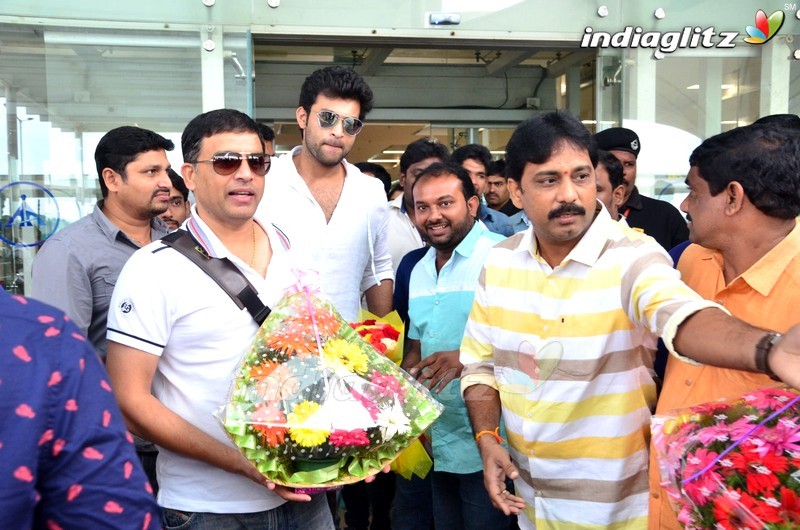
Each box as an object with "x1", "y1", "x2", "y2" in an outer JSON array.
[{"x1": 649, "y1": 119, "x2": 800, "y2": 529}]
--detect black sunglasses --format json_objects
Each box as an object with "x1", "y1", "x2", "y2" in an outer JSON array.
[
  {"x1": 315, "y1": 110, "x2": 364, "y2": 136},
  {"x1": 195, "y1": 152, "x2": 270, "y2": 176}
]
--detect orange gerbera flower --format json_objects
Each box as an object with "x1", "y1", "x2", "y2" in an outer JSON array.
[
  {"x1": 250, "y1": 404, "x2": 287, "y2": 447},
  {"x1": 265, "y1": 321, "x2": 318, "y2": 358},
  {"x1": 249, "y1": 361, "x2": 280, "y2": 381}
]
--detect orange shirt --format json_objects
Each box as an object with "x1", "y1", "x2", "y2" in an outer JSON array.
[{"x1": 648, "y1": 220, "x2": 800, "y2": 530}]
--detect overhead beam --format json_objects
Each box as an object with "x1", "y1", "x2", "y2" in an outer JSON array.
[
  {"x1": 355, "y1": 48, "x2": 393, "y2": 76},
  {"x1": 545, "y1": 50, "x2": 595, "y2": 78},
  {"x1": 485, "y1": 50, "x2": 534, "y2": 77}
]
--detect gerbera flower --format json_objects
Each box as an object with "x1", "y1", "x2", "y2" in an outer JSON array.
[
  {"x1": 255, "y1": 363, "x2": 300, "y2": 402},
  {"x1": 250, "y1": 404, "x2": 287, "y2": 447},
  {"x1": 322, "y1": 338, "x2": 369, "y2": 375},
  {"x1": 368, "y1": 371, "x2": 406, "y2": 399},
  {"x1": 711, "y1": 490, "x2": 761, "y2": 530},
  {"x1": 376, "y1": 400, "x2": 411, "y2": 441},
  {"x1": 682, "y1": 447, "x2": 722, "y2": 505},
  {"x1": 750, "y1": 419, "x2": 800, "y2": 457},
  {"x1": 329, "y1": 429, "x2": 370, "y2": 448},
  {"x1": 742, "y1": 387, "x2": 798, "y2": 410},
  {"x1": 287, "y1": 400, "x2": 329, "y2": 447},
  {"x1": 728, "y1": 444, "x2": 788, "y2": 496}
]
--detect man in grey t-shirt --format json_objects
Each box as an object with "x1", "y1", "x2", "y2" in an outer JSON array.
[
  {"x1": 31, "y1": 125, "x2": 174, "y2": 494},
  {"x1": 32, "y1": 126, "x2": 173, "y2": 359}
]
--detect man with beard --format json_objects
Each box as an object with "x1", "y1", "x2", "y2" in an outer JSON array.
[
  {"x1": 32, "y1": 125, "x2": 173, "y2": 361},
  {"x1": 258, "y1": 65, "x2": 393, "y2": 322},
  {"x1": 159, "y1": 168, "x2": 191, "y2": 231},
  {"x1": 32, "y1": 126, "x2": 173, "y2": 492},
  {"x1": 459, "y1": 112, "x2": 800, "y2": 529},
  {"x1": 393, "y1": 163, "x2": 507, "y2": 530}
]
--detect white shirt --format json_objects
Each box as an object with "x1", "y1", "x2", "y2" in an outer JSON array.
[
  {"x1": 258, "y1": 147, "x2": 393, "y2": 321},
  {"x1": 387, "y1": 195, "x2": 424, "y2": 273},
  {"x1": 107, "y1": 208, "x2": 297, "y2": 513}
]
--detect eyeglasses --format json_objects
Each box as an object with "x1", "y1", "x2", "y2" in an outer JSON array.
[
  {"x1": 315, "y1": 110, "x2": 364, "y2": 136},
  {"x1": 195, "y1": 152, "x2": 270, "y2": 176}
]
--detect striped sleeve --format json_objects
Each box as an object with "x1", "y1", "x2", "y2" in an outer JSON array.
[{"x1": 460, "y1": 265, "x2": 498, "y2": 393}]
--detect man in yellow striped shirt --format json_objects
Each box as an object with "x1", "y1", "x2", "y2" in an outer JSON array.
[{"x1": 460, "y1": 111, "x2": 800, "y2": 529}]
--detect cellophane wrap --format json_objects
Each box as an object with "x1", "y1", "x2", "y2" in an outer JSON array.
[
  {"x1": 218, "y1": 290, "x2": 444, "y2": 488},
  {"x1": 651, "y1": 385, "x2": 800, "y2": 529}
]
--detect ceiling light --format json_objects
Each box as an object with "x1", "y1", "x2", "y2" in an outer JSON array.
[{"x1": 686, "y1": 84, "x2": 700, "y2": 90}]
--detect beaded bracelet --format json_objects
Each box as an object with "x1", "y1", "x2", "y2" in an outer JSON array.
[{"x1": 475, "y1": 427, "x2": 505, "y2": 444}]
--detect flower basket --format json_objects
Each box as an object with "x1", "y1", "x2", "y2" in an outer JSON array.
[
  {"x1": 652, "y1": 385, "x2": 800, "y2": 529},
  {"x1": 218, "y1": 289, "x2": 444, "y2": 488}
]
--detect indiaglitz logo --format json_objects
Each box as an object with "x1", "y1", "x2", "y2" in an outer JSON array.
[
  {"x1": 581, "y1": 8, "x2": 788, "y2": 57},
  {"x1": 744, "y1": 9, "x2": 785, "y2": 44}
]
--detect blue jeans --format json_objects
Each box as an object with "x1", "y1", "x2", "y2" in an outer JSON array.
[
  {"x1": 391, "y1": 472, "x2": 433, "y2": 530},
  {"x1": 162, "y1": 493, "x2": 334, "y2": 530},
  {"x1": 431, "y1": 471, "x2": 511, "y2": 530}
]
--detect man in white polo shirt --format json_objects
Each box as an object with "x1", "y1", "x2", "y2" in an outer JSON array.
[{"x1": 106, "y1": 109, "x2": 334, "y2": 528}]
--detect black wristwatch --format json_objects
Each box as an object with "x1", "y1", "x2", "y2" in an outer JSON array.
[{"x1": 754, "y1": 332, "x2": 782, "y2": 382}]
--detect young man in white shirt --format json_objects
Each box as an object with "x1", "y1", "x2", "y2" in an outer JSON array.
[{"x1": 258, "y1": 66, "x2": 393, "y2": 322}]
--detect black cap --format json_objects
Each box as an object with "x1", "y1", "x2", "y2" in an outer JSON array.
[{"x1": 594, "y1": 127, "x2": 640, "y2": 157}]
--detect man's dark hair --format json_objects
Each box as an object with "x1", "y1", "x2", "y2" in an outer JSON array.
[
  {"x1": 597, "y1": 150, "x2": 624, "y2": 189},
  {"x1": 487, "y1": 159, "x2": 506, "y2": 178},
  {"x1": 412, "y1": 162, "x2": 477, "y2": 203},
  {"x1": 505, "y1": 111, "x2": 598, "y2": 183},
  {"x1": 181, "y1": 109, "x2": 263, "y2": 164},
  {"x1": 167, "y1": 168, "x2": 189, "y2": 201},
  {"x1": 258, "y1": 123, "x2": 275, "y2": 142},
  {"x1": 689, "y1": 122, "x2": 800, "y2": 218},
  {"x1": 451, "y1": 144, "x2": 492, "y2": 174},
  {"x1": 354, "y1": 161, "x2": 392, "y2": 196},
  {"x1": 752, "y1": 113, "x2": 800, "y2": 129},
  {"x1": 94, "y1": 126, "x2": 174, "y2": 198},
  {"x1": 298, "y1": 66, "x2": 374, "y2": 121},
  {"x1": 399, "y1": 139, "x2": 450, "y2": 174}
]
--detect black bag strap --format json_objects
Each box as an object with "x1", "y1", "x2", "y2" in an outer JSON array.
[{"x1": 161, "y1": 229, "x2": 271, "y2": 324}]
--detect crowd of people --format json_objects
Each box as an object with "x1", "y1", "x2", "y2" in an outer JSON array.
[{"x1": 3, "y1": 64, "x2": 800, "y2": 530}]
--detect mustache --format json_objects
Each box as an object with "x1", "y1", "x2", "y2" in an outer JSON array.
[
  {"x1": 152, "y1": 187, "x2": 170, "y2": 198},
  {"x1": 548, "y1": 203, "x2": 586, "y2": 220}
]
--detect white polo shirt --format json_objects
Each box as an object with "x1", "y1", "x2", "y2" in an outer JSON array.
[
  {"x1": 107, "y1": 208, "x2": 298, "y2": 513},
  {"x1": 258, "y1": 147, "x2": 393, "y2": 321}
]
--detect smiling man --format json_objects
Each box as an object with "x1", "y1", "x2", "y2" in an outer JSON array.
[
  {"x1": 258, "y1": 65, "x2": 392, "y2": 322},
  {"x1": 459, "y1": 111, "x2": 800, "y2": 529},
  {"x1": 397, "y1": 162, "x2": 508, "y2": 530}
]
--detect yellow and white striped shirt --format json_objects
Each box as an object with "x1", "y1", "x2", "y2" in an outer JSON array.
[{"x1": 460, "y1": 208, "x2": 718, "y2": 529}]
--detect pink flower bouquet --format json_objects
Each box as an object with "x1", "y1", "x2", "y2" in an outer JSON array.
[
  {"x1": 218, "y1": 290, "x2": 443, "y2": 488},
  {"x1": 652, "y1": 385, "x2": 800, "y2": 529}
]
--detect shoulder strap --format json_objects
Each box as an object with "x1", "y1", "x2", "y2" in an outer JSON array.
[{"x1": 161, "y1": 229, "x2": 271, "y2": 325}]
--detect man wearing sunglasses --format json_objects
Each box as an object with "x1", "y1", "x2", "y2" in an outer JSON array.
[
  {"x1": 259, "y1": 65, "x2": 393, "y2": 323},
  {"x1": 106, "y1": 109, "x2": 335, "y2": 529}
]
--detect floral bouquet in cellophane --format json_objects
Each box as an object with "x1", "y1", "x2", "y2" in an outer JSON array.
[
  {"x1": 218, "y1": 289, "x2": 443, "y2": 488},
  {"x1": 652, "y1": 385, "x2": 800, "y2": 529}
]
